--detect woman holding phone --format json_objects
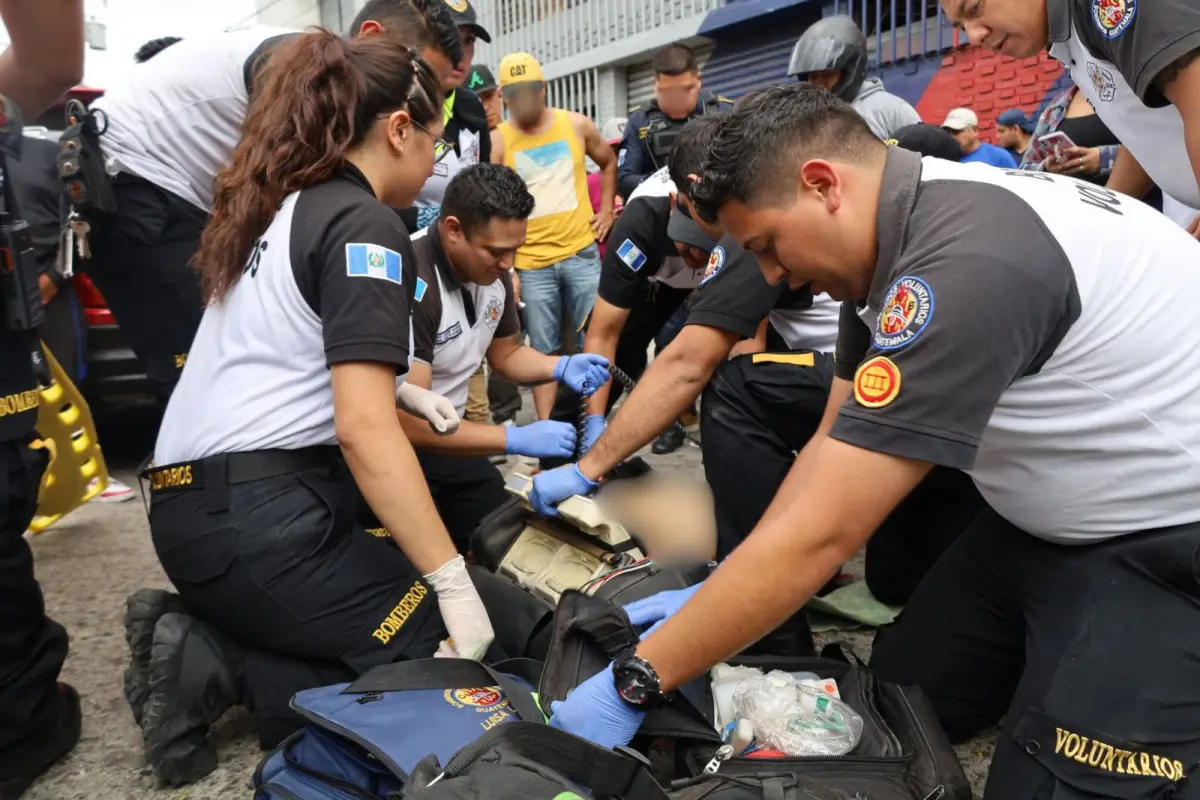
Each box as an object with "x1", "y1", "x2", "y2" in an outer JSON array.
[{"x1": 1019, "y1": 85, "x2": 1119, "y2": 185}]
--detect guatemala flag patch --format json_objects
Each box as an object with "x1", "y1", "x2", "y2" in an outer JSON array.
[
  {"x1": 345, "y1": 243, "x2": 402, "y2": 284},
  {"x1": 414, "y1": 277, "x2": 429, "y2": 303},
  {"x1": 616, "y1": 238, "x2": 647, "y2": 272}
]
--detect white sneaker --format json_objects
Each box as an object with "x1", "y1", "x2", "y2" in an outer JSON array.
[{"x1": 90, "y1": 476, "x2": 135, "y2": 503}]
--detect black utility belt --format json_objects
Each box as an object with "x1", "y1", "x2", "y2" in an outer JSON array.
[{"x1": 141, "y1": 447, "x2": 341, "y2": 493}]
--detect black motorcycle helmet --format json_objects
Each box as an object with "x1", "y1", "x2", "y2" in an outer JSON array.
[{"x1": 787, "y1": 15, "x2": 869, "y2": 103}]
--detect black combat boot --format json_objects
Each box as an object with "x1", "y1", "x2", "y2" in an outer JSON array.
[
  {"x1": 141, "y1": 613, "x2": 244, "y2": 786},
  {"x1": 123, "y1": 588, "x2": 186, "y2": 727}
]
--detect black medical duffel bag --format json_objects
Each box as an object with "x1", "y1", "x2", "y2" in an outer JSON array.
[{"x1": 539, "y1": 588, "x2": 971, "y2": 800}]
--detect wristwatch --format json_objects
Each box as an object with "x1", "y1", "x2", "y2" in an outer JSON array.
[{"x1": 612, "y1": 651, "x2": 667, "y2": 709}]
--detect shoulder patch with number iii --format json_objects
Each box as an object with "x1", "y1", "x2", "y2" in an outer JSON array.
[{"x1": 854, "y1": 356, "x2": 901, "y2": 408}]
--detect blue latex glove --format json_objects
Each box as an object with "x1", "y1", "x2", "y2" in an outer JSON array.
[
  {"x1": 529, "y1": 464, "x2": 598, "y2": 516},
  {"x1": 549, "y1": 665, "x2": 644, "y2": 749},
  {"x1": 580, "y1": 414, "x2": 606, "y2": 457},
  {"x1": 623, "y1": 583, "x2": 704, "y2": 636},
  {"x1": 554, "y1": 354, "x2": 611, "y2": 398},
  {"x1": 504, "y1": 420, "x2": 577, "y2": 459}
]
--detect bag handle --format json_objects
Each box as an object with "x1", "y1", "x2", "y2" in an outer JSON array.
[
  {"x1": 440, "y1": 720, "x2": 669, "y2": 800},
  {"x1": 343, "y1": 659, "x2": 545, "y2": 724}
]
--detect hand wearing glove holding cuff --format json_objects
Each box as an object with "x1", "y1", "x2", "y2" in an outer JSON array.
[
  {"x1": 423, "y1": 555, "x2": 494, "y2": 660},
  {"x1": 505, "y1": 420, "x2": 578, "y2": 459},
  {"x1": 580, "y1": 414, "x2": 606, "y2": 458},
  {"x1": 396, "y1": 382, "x2": 461, "y2": 435},
  {"x1": 530, "y1": 464, "x2": 598, "y2": 516},
  {"x1": 554, "y1": 354, "x2": 612, "y2": 398}
]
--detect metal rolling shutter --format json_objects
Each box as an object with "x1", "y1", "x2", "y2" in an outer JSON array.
[
  {"x1": 699, "y1": 15, "x2": 815, "y2": 101},
  {"x1": 625, "y1": 42, "x2": 715, "y2": 113}
]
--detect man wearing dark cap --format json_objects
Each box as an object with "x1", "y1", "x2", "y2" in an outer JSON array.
[
  {"x1": 467, "y1": 63, "x2": 501, "y2": 130},
  {"x1": 891, "y1": 123, "x2": 964, "y2": 161},
  {"x1": 995, "y1": 108, "x2": 1034, "y2": 163}
]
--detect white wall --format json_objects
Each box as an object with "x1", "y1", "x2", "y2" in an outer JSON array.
[{"x1": 256, "y1": 0, "x2": 320, "y2": 28}]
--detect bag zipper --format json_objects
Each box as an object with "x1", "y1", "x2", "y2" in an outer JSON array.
[
  {"x1": 289, "y1": 701, "x2": 410, "y2": 784},
  {"x1": 257, "y1": 783, "x2": 303, "y2": 800}
]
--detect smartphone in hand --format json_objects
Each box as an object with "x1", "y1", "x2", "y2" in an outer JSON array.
[{"x1": 1035, "y1": 131, "x2": 1077, "y2": 164}]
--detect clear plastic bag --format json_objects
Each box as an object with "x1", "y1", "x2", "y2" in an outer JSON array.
[{"x1": 732, "y1": 670, "x2": 864, "y2": 757}]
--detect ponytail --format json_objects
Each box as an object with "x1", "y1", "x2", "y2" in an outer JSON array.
[{"x1": 196, "y1": 28, "x2": 442, "y2": 302}]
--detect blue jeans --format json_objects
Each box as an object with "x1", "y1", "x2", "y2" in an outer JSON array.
[{"x1": 518, "y1": 243, "x2": 601, "y2": 354}]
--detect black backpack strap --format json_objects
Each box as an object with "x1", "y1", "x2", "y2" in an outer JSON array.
[
  {"x1": 343, "y1": 659, "x2": 545, "y2": 724},
  {"x1": 441, "y1": 721, "x2": 669, "y2": 800}
]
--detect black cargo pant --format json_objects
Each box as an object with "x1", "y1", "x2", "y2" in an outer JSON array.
[
  {"x1": 0, "y1": 437, "x2": 68, "y2": 751},
  {"x1": 417, "y1": 452, "x2": 509, "y2": 554},
  {"x1": 701, "y1": 351, "x2": 985, "y2": 603},
  {"x1": 871, "y1": 511, "x2": 1200, "y2": 799},
  {"x1": 542, "y1": 283, "x2": 693, "y2": 470},
  {"x1": 149, "y1": 453, "x2": 551, "y2": 749},
  {"x1": 83, "y1": 175, "x2": 208, "y2": 409}
]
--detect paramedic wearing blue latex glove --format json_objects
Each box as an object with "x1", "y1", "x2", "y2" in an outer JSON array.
[
  {"x1": 579, "y1": 414, "x2": 607, "y2": 457},
  {"x1": 401, "y1": 164, "x2": 612, "y2": 549},
  {"x1": 553, "y1": 85, "x2": 1200, "y2": 800},
  {"x1": 548, "y1": 585, "x2": 702, "y2": 744}
]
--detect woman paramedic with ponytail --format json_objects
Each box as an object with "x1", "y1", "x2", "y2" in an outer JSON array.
[{"x1": 130, "y1": 31, "x2": 503, "y2": 786}]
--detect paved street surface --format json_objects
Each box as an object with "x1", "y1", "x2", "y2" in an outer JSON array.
[{"x1": 24, "y1": 402, "x2": 995, "y2": 799}]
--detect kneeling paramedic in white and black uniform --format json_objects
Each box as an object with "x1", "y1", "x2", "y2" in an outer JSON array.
[
  {"x1": 404, "y1": 163, "x2": 611, "y2": 549},
  {"x1": 134, "y1": 35, "x2": 515, "y2": 787},
  {"x1": 550, "y1": 84, "x2": 1200, "y2": 800},
  {"x1": 82, "y1": 0, "x2": 463, "y2": 408},
  {"x1": 535, "y1": 117, "x2": 982, "y2": 614},
  {"x1": 537, "y1": 160, "x2": 713, "y2": 470}
]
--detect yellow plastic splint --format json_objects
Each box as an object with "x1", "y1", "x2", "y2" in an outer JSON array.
[{"x1": 26, "y1": 344, "x2": 109, "y2": 534}]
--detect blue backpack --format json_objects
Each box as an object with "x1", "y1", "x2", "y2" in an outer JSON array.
[{"x1": 252, "y1": 658, "x2": 545, "y2": 800}]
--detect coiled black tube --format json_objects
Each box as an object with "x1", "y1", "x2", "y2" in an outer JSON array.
[{"x1": 577, "y1": 365, "x2": 688, "y2": 460}]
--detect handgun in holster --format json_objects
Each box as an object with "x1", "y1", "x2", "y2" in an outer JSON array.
[{"x1": 0, "y1": 93, "x2": 43, "y2": 332}]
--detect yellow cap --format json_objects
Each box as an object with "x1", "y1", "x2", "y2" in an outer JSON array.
[{"x1": 498, "y1": 52, "x2": 544, "y2": 88}]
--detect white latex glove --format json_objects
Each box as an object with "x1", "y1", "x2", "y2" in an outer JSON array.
[
  {"x1": 423, "y1": 555, "x2": 494, "y2": 661},
  {"x1": 397, "y1": 382, "x2": 460, "y2": 435}
]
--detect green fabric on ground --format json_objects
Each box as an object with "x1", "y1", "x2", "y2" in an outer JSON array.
[{"x1": 805, "y1": 580, "x2": 902, "y2": 632}]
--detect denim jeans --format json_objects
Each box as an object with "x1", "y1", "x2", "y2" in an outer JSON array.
[{"x1": 518, "y1": 243, "x2": 601, "y2": 354}]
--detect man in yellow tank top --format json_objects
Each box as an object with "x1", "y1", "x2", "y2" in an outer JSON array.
[{"x1": 491, "y1": 52, "x2": 617, "y2": 418}]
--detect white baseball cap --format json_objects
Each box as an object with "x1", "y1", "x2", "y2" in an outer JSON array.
[{"x1": 941, "y1": 108, "x2": 979, "y2": 131}]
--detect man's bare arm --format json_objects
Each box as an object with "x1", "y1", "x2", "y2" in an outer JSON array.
[
  {"x1": 582, "y1": 299, "x2": 631, "y2": 416},
  {"x1": 0, "y1": 0, "x2": 86, "y2": 117},
  {"x1": 1155, "y1": 49, "x2": 1200, "y2": 237},
  {"x1": 636, "y1": 437, "x2": 931, "y2": 690},
  {"x1": 398, "y1": 362, "x2": 505, "y2": 456},
  {"x1": 576, "y1": 112, "x2": 616, "y2": 215},
  {"x1": 1105, "y1": 146, "x2": 1154, "y2": 200},
  {"x1": 489, "y1": 129, "x2": 504, "y2": 164},
  {"x1": 578, "y1": 324, "x2": 737, "y2": 481}
]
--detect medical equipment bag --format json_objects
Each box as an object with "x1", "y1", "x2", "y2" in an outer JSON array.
[{"x1": 251, "y1": 658, "x2": 544, "y2": 799}]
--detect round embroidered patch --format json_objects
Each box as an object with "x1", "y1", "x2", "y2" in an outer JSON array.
[
  {"x1": 874, "y1": 276, "x2": 934, "y2": 351},
  {"x1": 1091, "y1": 0, "x2": 1136, "y2": 39},
  {"x1": 445, "y1": 687, "x2": 503, "y2": 708},
  {"x1": 444, "y1": 0, "x2": 469, "y2": 12},
  {"x1": 854, "y1": 356, "x2": 902, "y2": 409},
  {"x1": 484, "y1": 296, "x2": 503, "y2": 327},
  {"x1": 700, "y1": 246, "x2": 726, "y2": 285}
]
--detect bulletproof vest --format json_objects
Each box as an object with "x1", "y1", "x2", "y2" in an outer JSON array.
[{"x1": 643, "y1": 95, "x2": 717, "y2": 169}]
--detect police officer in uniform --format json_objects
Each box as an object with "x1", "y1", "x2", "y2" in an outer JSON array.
[
  {"x1": 130, "y1": 35, "x2": 501, "y2": 786},
  {"x1": 82, "y1": 0, "x2": 463, "y2": 409},
  {"x1": 947, "y1": 0, "x2": 1200, "y2": 238},
  {"x1": 551, "y1": 84, "x2": 1200, "y2": 800},
  {"x1": 788, "y1": 15, "x2": 920, "y2": 142},
  {"x1": 405, "y1": 163, "x2": 610, "y2": 548},
  {"x1": 0, "y1": 1, "x2": 87, "y2": 796},
  {"x1": 617, "y1": 43, "x2": 732, "y2": 200}
]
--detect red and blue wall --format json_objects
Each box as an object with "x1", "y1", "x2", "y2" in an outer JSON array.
[{"x1": 696, "y1": 0, "x2": 1071, "y2": 144}]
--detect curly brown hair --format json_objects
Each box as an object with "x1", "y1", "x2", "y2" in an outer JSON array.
[{"x1": 196, "y1": 28, "x2": 442, "y2": 302}]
